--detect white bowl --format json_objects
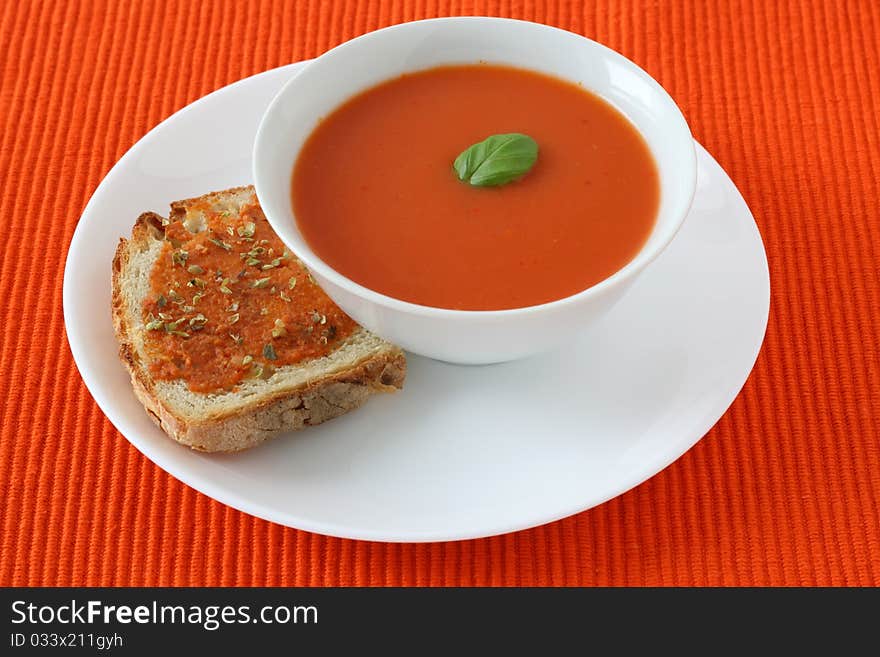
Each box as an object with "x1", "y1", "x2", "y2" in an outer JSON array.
[{"x1": 254, "y1": 17, "x2": 697, "y2": 364}]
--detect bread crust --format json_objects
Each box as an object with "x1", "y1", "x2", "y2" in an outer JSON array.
[{"x1": 111, "y1": 192, "x2": 405, "y2": 453}]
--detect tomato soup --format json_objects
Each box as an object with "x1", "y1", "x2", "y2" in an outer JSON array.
[{"x1": 291, "y1": 64, "x2": 659, "y2": 311}]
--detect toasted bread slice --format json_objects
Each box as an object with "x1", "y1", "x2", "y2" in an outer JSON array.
[{"x1": 111, "y1": 186, "x2": 405, "y2": 452}]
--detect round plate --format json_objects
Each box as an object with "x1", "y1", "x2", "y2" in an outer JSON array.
[{"x1": 63, "y1": 62, "x2": 769, "y2": 542}]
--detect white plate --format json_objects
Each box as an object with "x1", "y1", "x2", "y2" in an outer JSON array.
[{"x1": 63, "y1": 62, "x2": 769, "y2": 542}]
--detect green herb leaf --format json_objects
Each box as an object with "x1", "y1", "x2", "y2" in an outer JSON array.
[
  {"x1": 171, "y1": 250, "x2": 188, "y2": 266},
  {"x1": 453, "y1": 133, "x2": 538, "y2": 187},
  {"x1": 165, "y1": 317, "x2": 187, "y2": 331},
  {"x1": 188, "y1": 314, "x2": 208, "y2": 330},
  {"x1": 209, "y1": 237, "x2": 232, "y2": 251},
  {"x1": 271, "y1": 319, "x2": 287, "y2": 338}
]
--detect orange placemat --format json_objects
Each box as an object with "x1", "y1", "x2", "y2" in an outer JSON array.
[{"x1": 2, "y1": 0, "x2": 878, "y2": 586}]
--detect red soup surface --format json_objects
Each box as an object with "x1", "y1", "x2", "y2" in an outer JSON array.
[{"x1": 291, "y1": 64, "x2": 660, "y2": 311}]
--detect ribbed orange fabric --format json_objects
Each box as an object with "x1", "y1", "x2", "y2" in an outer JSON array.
[{"x1": 2, "y1": 0, "x2": 878, "y2": 586}]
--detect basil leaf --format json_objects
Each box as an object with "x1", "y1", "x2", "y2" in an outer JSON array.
[{"x1": 453, "y1": 133, "x2": 538, "y2": 187}]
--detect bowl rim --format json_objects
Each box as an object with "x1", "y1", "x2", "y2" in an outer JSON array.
[{"x1": 254, "y1": 16, "x2": 697, "y2": 319}]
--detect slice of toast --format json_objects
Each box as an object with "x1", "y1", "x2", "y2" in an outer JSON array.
[{"x1": 111, "y1": 186, "x2": 405, "y2": 452}]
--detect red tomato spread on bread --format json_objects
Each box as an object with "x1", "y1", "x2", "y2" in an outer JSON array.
[{"x1": 141, "y1": 196, "x2": 356, "y2": 393}]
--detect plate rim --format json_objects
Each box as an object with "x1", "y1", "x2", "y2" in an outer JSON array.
[{"x1": 63, "y1": 61, "x2": 770, "y2": 542}]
